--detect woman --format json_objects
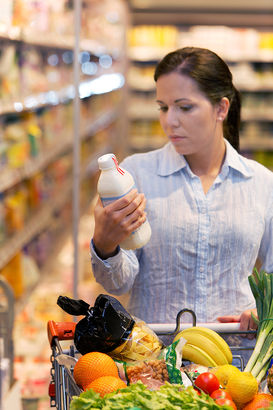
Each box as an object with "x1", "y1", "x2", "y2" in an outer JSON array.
[{"x1": 90, "y1": 47, "x2": 273, "y2": 336}]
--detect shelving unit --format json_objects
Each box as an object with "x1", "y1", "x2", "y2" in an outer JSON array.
[{"x1": 0, "y1": 0, "x2": 129, "y2": 406}]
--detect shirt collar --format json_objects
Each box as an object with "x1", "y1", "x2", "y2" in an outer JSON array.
[
  {"x1": 223, "y1": 139, "x2": 253, "y2": 178},
  {"x1": 157, "y1": 142, "x2": 188, "y2": 176},
  {"x1": 157, "y1": 140, "x2": 254, "y2": 178}
]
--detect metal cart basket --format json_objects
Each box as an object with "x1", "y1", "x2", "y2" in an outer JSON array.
[{"x1": 47, "y1": 309, "x2": 256, "y2": 409}]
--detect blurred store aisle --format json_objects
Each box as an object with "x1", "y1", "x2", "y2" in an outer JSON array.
[{"x1": 13, "y1": 208, "x2": 129, "y2": 409}]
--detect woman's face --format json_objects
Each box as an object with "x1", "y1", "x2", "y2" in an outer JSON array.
[{"x1": 156, "y1": 72, "x2": 223, "y2": 156}]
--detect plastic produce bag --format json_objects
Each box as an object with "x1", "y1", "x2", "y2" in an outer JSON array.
[
  {"x1": 115, "y1": 338, "x2": 190, "y2": 390},
  {"x1": 57, "y1": 294, "x2": 135, "y2": 355},
  {"x1": 109, "y1": 318, "x2": 163, "y2": 362}
]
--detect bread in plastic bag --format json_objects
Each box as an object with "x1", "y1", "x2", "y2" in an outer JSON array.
[{"x1": 109, "y1": 318, "x2": 163, "y2": 362}]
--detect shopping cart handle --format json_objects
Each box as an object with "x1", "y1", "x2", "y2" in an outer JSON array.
[
  {"x1": 47, "y1": 320, "x2": 76, "y2": 346},
  {"x1": 149, "y1": 322, "x2": 241, "y2": 334}
]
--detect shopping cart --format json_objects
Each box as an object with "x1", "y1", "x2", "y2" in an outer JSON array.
[{"x1": 47, "y1": 308, "x2": 256, "y2": 409}]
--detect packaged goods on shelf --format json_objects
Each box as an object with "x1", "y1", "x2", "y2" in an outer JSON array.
[
  {"x1": 0, "y1": 44, "x2": 20, "y2": 106},
  {"x1": 0, "y1": 253, "x2": 24, "y2": 299},
  {"x1": 129, "y1": 25, "x2": 179, "y2": 60}
]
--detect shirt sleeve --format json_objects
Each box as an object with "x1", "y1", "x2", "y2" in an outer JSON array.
[
  {"x1": 258, "y1": 190, "x2": 273, "y2": 273},
  {"x1": 90, "y1": 239, "x2": 140, "y2": 294}
]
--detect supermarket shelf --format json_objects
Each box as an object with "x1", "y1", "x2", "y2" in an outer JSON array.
[
  {"x1": 129, "y1": 82, "x2": 273, "y2": 93},
  {"x1": 237, "y1": 84, "x2": 273, "y2": 93},
  {"x1": 82, "y1": 109, "x2": 118, "y2": 143},
  {"x1": 128, "y1": 105, "x2": 273, "y2": 123},
  {"x1": 0, "y1": 86, "x2": 74, "y2": 116},
  {"x1": 0, "y1": 108, "x2": 118, "y2": 192},
  {"x1": 0, "y1": 26, "x2": 116, "y2": 55},
  {"x1": 12, "y1": 148, "x2": 107, "y2": 318},
  {"x1": 0, "y1": 71, "x2": 124, "y2": 116},
  {"x1": 0, "y1": 182, "x2": 72, "y2": 270},
  {"x1": 81, "y1": 147, "x2": 111, "y2": 178},
  {"x1": 129, "y1": 1, "x2": 273, "y2": 29},
  {"x1": 129, "y1": 47, "x2": 273, "y2": 63},
  {"x1": 0, "y1": 137, "x2": 114, "y2": 270},
  {"x1": 240, "y1": 137, "x2": 273, "y2": 151},
  {"x1": 129, "y1": 135, "x2": 273, "y2": 153},
  {"x1": 0, "y1": 138, "x2": 72, "y2": 192},
  {"x1": 242, "y1": 110, "x2": 273, "y2": 122}
]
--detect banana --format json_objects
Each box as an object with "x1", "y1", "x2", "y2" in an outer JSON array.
[
  {"x1": 178, "y1": 332, "x2": 228, "y2": 366},
  {"x1": 182, "y1": 343, "x2": 218, "y2": 367},
  {"x1": 174, "y1": 327, "x2": 233, "y2": 364}
]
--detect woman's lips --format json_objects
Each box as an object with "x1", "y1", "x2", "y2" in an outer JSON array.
[{"x1": 169, "y1": 135, "x2": 187, "y2": 140}]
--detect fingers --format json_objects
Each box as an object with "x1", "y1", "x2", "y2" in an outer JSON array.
[
  {"x1": 217, "y1": 314, "x2": 257, "y2": 339},
  {"x1": 107, "y1": 189, "x2": 140, "y2": 212},
  {"x1": 217, "y1": 315, "x2": 240, "y2": 323},
  {"x1": 93, "y1": 189, "x2": 147, "y2": 255},
  {"x1": 105, "y1": 190, "x2": 146, "y2": 222},
  {"x1": 239, "y1": 309, "x2": 257, "y2": 339}
]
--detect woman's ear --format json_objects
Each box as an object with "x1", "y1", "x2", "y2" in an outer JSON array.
[{"x1": 217, "y1": 97, "x2": 230, "y2": 121}]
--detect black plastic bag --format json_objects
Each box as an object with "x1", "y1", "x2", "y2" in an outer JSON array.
[{"x1": 57, "y1": 294, "x2": 135, "y2": 355}]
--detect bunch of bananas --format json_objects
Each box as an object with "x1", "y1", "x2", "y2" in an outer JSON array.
[{"x1": 173, "y1": 326, "x2": 233, "y2": 367}]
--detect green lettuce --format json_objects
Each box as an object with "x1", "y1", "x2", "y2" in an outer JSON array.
[{"x1": 70, "y1": 381, "x2": 233, "y2": 409}]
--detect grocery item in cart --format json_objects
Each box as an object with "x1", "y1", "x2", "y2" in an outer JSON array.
[
  {"x1": 110, "y1": 318, "x2": 163, "y2": 362},
  {"x1": 57, "y1": 294, "x2": 135, "y2": 355},
  {"x1": 114, "y1": 337, "x2": 192, "y2": 390},
  {"x1": 57, "y1": 294, "x2": 163, "y2": 360}
]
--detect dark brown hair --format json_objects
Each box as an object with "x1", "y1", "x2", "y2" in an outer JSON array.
[{"x1": 154, "y1": 47, "x2": 241, "y2": 151}]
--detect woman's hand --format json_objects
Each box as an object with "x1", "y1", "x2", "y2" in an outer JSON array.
[
  {"x1": 93, "y1": 189, "x2": 147, "y2": 259},
  {"x1": 217, "y1": 309, "x2": 258, "y2": 339}
]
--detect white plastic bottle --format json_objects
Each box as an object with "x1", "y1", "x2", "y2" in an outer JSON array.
[{"x1": 97, "y1": 153, "x2": 152, "y2": 250}]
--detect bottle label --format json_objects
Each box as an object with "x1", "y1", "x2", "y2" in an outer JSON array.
[
  {"x1": 112, "y1": 156, "x2": 125, "y2": 175},
  {"x1": 100, "y1": 185, "x2": 136, "y2": 207}
]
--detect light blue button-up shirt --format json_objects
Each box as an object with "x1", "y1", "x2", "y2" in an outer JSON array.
[{"x1": 90, "y1": 140, "x2": 273, "y2": 325}]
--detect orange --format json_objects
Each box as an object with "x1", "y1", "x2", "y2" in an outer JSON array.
[
  {"x1": 85, "y1": 375, "x2": 127, "y2": 397},
  {"x1": 242, "y1": 393, "x2": 273, "y2": 409},
  {"x1": 73, "y1": 351, "x2": 119, "y2": 389}
]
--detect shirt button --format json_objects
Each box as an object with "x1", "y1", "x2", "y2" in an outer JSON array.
[{"x1": 199, "y1": 267, "x2": 204, "y2": 272}]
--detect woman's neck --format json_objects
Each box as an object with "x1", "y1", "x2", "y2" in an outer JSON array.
[{"x1": 185, "y1": 138, "x2": 226, "y2": 194}]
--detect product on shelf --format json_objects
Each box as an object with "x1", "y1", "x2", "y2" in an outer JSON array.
[
  {"x1": 4, "y1": 115, "x2": 30, "y2": 168},
  {"x1": 0, "y1": 252, "x2": 24, "y2": 299},
  {"x1": 0, "y1": 44, "x2": 21, "y2": 106},
  {"x1": 129, "y1": 25, "x2": 178, "y2": 49},
  {"x1": 4, "y1": 183, "x2": 29, "y2": 235}
]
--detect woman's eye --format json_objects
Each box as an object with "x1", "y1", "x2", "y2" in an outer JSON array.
[
  {"x1": 158, "y1": 106, "x2": 168, "y2": 112},
  {"x1": 180, "y1": 105, "x2": 192, "y2": 111}
]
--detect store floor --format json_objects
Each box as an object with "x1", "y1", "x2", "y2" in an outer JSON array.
[{"x1": 13, "y1": 210, "x2": 129, "y2": 410}]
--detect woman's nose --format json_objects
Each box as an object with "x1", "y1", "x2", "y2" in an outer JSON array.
[{"x1": 165, "y1": 107, "x2": 180, "y2": 128}]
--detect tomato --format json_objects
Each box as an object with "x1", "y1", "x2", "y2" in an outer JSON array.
[
  {"x1": 194, "y1": 372, "x2": 220, "y2": 395},
  {"x1": 211, "y1": 389, "x2": 233, "y2": 401},
  {"x1": 215, "y1": 397, "x2": 237, "y2": 409}
]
